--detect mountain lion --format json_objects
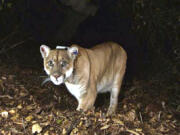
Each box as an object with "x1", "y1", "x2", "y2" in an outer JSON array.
[{"x1": 40, "y1": 42, "x2": 127, "y2": 115}]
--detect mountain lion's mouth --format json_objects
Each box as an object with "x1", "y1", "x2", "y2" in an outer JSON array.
[
  {"x1": 41, "y1": 73, "x2": 67, "y2": 86},
  {"x1": 50, "y1": 75, "x2": 64, "y2": 85}
]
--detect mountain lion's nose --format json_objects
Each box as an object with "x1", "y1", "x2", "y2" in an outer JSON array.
[{"x1": 53, "y1": 74, "x2": 60, "y2": 79}]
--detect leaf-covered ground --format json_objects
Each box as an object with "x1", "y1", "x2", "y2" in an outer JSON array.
[{"x1": 0, "y1": 64, "x2": 179, "y2": 135}]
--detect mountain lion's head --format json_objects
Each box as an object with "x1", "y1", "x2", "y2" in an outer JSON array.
[{"x1": 40, "y1": 45, "x2": 78, "y2": 85}]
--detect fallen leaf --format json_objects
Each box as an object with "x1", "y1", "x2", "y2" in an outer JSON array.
[
  {"x1": 35, "y1": 107, "x2": 42, "y2": 114},
  {"x1": 125, "y1": 109, "x2": 136, "y2": 121},
  {"x1": 44, "y1": 131, "x2": 49, "y2": 135},
  {"x1": 1, "y1": 111, "x2": 8, "y2": 118},
  {"x1": 126, "y1": 129, "x2": 139, "y2": 135},
  {"x1": 167, "y1": 114, "x2": 172, "y2": 119},
  {"x1": 159, "y1": 124, "x2": 169, "y2": 133},
  {"x1": 32, "y1": 123, "x2": 42, "y2": 134},
  {"x1": 62, "y1": 128, "x2": 67, "y2": 134},
  {"x1": 112, "y1": 118, "x2": 124, "y2": 126},
  {"x1": 135, "y1": 128, "x2": 142, "y2": 132},
  {"x1": 17, "y1": 104, "x2": 22, "y2": 109},
  {"x1": 25, "y1": 115, "x2": 33, "y2": 122},
  {"x1": 9, "y1": 109, "x2": 16, "y2": 114},
  {"x1": 26, "y1": 105, "x2": 34, "y2": 110},
  {"x1": 100, "y1": 125, "x2": 110, "y2": 130},
  {"x1": 10, "y1": 113, "x2": 19, "y2": 121},
  {"x1": 1, "y1": 76, "x2": 6, "y2": 80},
  {"x1": 37, "y1": 115, "x2": 43, "y2": 119},
  {"x1": 9, "y1": 128, "x2": 19, "y2": 134},
  {"x1": 123, "y1": 104, "x2": 127, "y2": 109},
  {"x1": 19, "y1": 91, "x2": 28, "y2": 97},
  {"x1": 50, "y1": 127, "x2": 54, "y2": 130},
  {"x1": 71, "y1": 128, "x2": 78, "y2": 134},
  {"x1": 1, "y1": 130, "x2": 5, "y2": 134},
  {"x1": 56, "y1": 119, "x2": 63, "y2": 125},
  {"x1": 32, "y1": 121, "x2": 37, "y2": 124},
  {"x1": 85, "y1": 119, "x2": 92, "y2": 127},
  {"x1": 79, "y1": 121, "x2": 83, "y2": 127},
  {"x1": 41, "y1": 121, "x2": 50, "y2": 126},
  {"x1": 14, "y1": 121, "x2": 23, "y2": 125}
]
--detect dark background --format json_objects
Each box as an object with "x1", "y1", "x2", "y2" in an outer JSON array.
[{"x1": 0, "y1": 0, "x2": 179, "y2": 81}]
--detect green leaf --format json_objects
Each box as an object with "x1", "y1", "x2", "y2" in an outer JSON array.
[{"x1": 56, "y1": 119, "x2": 63, "y2": 125}]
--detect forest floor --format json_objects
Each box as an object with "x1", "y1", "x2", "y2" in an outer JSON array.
[{"x1": 0, "y1": 64, "x2": 179, "y2": 135}]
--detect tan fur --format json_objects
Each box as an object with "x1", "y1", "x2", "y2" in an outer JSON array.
[{"x1": 40, "y1": 42, "x2": 127, "y2": 115}]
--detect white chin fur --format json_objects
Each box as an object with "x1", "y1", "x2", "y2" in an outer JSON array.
[{"x1": 50, "y1": 76, "x2": 64, "y2": 85}]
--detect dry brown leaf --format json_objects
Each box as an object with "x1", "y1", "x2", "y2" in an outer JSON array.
[
  {"x1": 126, "y1": 129, "x2": 139, "y2": 135},
  {"x1": 50, "y1": 127, "x2": 54, "y2": 130},
  {"x1": 37, "y1": 115, "x2": 43, "y2": 119},
  {"x1": 1, "y1": 76, "x2": 7, "y2": 80},
  {"x1": 10, "y1": 113, "x2": 19, "y2": 121},
  {"x1": 19, "y1": 91, "x2": 27, "y2": 97},
  {"x1": 32, "y1": 120, "x2": 37, "y2": 124},
  {"x1": 44, "y1": 131, "x2": 49, "y2": 135},
  {"x1": 167, "y1": 114, "x2": 172, "y2": 119},
  {"x1": 17, "y1": 104, "x2": 22, "y2": 109},
  {"x1": 79, "y1": 121, "x2": 83, "y2": 127},
  {"x1": 25, "y1": 115, "x2": 33, "y2": 122},
  {"x1": 100, "y1": 125, "x2": 110, "y2": 130},
  {"x1": 26, "y1": 105, "x2": 34, "y2": 110},
  {"x1": 71, "y1": 128, "x2": 79, "y2": 134},
  {"x1": 125, "y1": 109, "x2": 136, "y2": 121},
  {"x1": 1, "y1": 130, "x2": 5, "y2": 134},
  {"x1": 112, "y1": 118, "x2": 124, "y2": 126},
  {"x1": 9, "y1": 109, "x2": 16, "y2": 114},
  {"x1": 1, "y1": 111, "x2": 8, "y2": 118},
  {"x1": 135, "y1": 128, "x2": 142, "y2": 132},
  {"x1": 14, "y1": 121, "x2": 23, "y2": 125},
  {"x1": 41, "y1": 121, "x2": 50, "y2": 126},
  {"x1": 32, "y1": 123, "x2": 42, "y2": 134},
  {"x1": 62, "y1": 128, "x2": 67, "y2": 134},
  {"x1": 159, "y1": 124, "x2": 169, "y2": 133}
]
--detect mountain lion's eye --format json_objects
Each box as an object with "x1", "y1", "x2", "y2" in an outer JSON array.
[
  {"x1": 48, "y1": 60, "x2": 54, "y2": 67},
  {"x1": 61, "y1": 61, "x2": 67, "y2": 67}
]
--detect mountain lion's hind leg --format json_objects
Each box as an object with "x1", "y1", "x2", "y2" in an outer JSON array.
[{"x1": 107, "y1": 86, "x2": 120, "y2": 115}]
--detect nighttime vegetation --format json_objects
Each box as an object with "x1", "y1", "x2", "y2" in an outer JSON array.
[{"x1": 0, "y1": 0, "x2": 179, "y2": 134}]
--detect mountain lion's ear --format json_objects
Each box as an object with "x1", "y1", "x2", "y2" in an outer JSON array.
[
  {"x1": 68, "y1": 46, "x2": 78, "y2": 59},
  {"x1": 40, "y1": 45, "x2": 50, "y2": 58}
]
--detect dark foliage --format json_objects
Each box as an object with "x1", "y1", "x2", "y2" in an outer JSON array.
[{"x1": 0, "y1": 0, "x2": 179, "y2": 79}]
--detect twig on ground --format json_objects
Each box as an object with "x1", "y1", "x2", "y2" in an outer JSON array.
[
  {"x1": 158, "y1": 111, "x2": 162, "y2": 121},
  {"x1": 22, "y1": 118, "x2": 27, "y2": 134},
  {"x1": 66, "y1": 118, "x2": 80, "y2": 135},
  {"x1": 139, "y1": 112, "x2": 143, "y2": 123},
  {"x1": 126, "y1": 129, "x2": 140, "y2": 135},
  {"x1": 0, "y1": 95, "x2": 13, "y2": 99}
]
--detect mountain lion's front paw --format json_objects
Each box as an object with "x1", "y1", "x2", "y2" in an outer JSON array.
[{"x1": 76, "y1": 106, "x2": 83, "y2": 112}]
